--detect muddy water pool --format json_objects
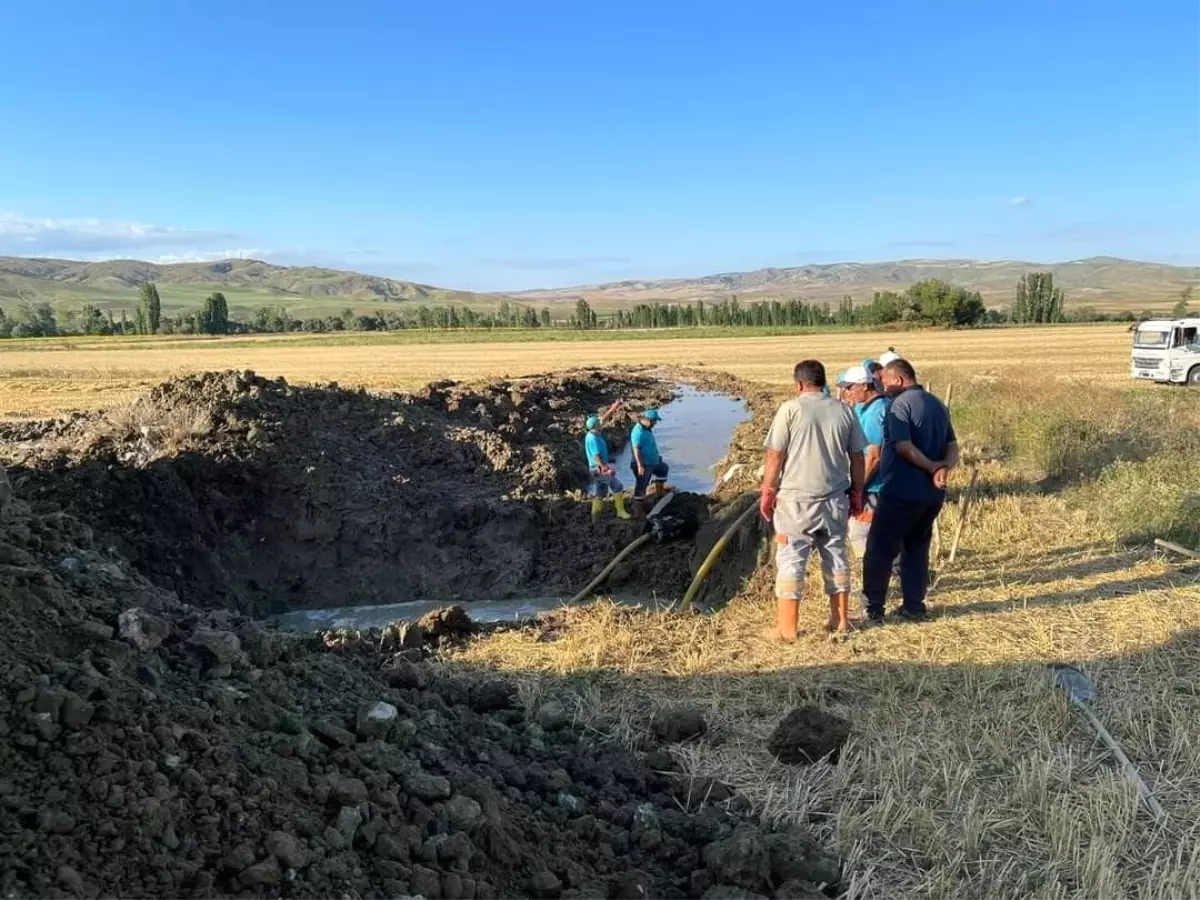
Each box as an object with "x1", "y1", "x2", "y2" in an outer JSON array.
[{"x1": 612, "y1": 385, "x2": 750, "y2": 493}]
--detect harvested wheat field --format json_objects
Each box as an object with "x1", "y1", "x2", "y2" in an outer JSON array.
[
  {"x1": 0, "y1": 324, "x2": 1131, "y2": 419},
  {"x1": 446, "y1": 361, "x2": 1200, "y2": 900},
  {"x1": 0, "y1": 327, "x2": 1196, "y2": 899}
]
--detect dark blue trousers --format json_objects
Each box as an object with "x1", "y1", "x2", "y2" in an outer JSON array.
[{"x1": 862, "y1": 494, "x2": 944, "y2": 617}]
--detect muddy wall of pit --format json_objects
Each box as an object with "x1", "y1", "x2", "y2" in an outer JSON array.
[{"x1": 5, "y1": 370, "x2": 712, "y2": 616}]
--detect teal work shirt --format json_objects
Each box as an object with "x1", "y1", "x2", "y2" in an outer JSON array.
[
  {"x1": 854, "y1": 395, "x2": 890, "y2": 493},
  {"x1": 583, "y1": 431, "x2": 609, "y2": 468},
  {"x1": 629, "y1": 423, "x2": 661, "y2": 467}
]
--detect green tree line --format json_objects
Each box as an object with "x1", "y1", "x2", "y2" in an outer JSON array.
[{"x1": 0, "y1": 274, "x2": 1192, "y2": 339}]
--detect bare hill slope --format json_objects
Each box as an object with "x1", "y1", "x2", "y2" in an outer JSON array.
[{"x1": 516, "y1": 256, "x2": 1199, "y2": 312}]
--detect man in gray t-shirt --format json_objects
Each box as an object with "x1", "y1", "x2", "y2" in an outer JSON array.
[{"x1": 760, "y1": 360, "x2": 866, "y2": 640}]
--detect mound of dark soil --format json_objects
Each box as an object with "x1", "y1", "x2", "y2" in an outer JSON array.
[
  {"x1": 766, "y1": 707, "x2": 851, "y2": 766},
  {"x1": 1, "y1": 370, "x2": 707, "y2": 616},
  {"x1": 0, "y1": 494, "x2": 840, "y2": 899}
]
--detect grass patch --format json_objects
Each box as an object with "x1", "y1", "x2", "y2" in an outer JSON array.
[{"x1": 1075, "y1": 445, "x2": 1200, "y2": 548}]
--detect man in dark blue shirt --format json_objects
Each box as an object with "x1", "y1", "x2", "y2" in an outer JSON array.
[{"x1": 862, "y1": 358, "x2": 959, "y2": 624}]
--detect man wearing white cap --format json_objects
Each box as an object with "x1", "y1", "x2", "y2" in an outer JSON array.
[
  {"x1": 839, "y1": 365, "x2": 891, "y2": 611},
  {"x1": 879, "y1": 347, "x2": 901, "y2": 367}
]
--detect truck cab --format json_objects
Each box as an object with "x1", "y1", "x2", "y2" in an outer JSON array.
[{"x1": 1130, "y1": 318, "x2": 1200, "y2": 386}]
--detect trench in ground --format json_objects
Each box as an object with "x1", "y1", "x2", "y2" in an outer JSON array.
[
  {"x1": 7, "y1": 370, "x2": 761, "y2": 629},
  {"x1": 275, "y1": 384, "x2": 752, "y2": 630}
]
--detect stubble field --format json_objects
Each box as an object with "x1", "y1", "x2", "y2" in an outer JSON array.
[
  {"x1": 0, "y1": 324, "x2": 1133, "y2": 419},
  {"x1": 2, "y1": 323, "x2": 1198, "y2": 898}
]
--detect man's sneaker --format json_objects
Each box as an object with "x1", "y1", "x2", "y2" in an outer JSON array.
[
  {"x1": 894, "y1": 607, "x2": 928, "y2": 623},
  {"x1": 865, "y1": 611, "x2": 885, "y2": 627}
]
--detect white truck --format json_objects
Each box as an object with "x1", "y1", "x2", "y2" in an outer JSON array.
[{"x1": 1130, "y1": 317, "x2": 1200, "y2": 386}]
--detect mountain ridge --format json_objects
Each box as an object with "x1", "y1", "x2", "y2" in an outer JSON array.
[
  {"x1": 0, "y1": 256, "x2": 490, "y2": 305},
  {"x1": 0, "y1": 254, "x2": 1196, "y2": 316},
  {"x1": 513, "y1": 256, "x2": 1199, "y2": 311}
]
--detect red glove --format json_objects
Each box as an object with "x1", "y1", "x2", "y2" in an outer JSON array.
[
  {"x1": 760, "y1": 487, "x2": 778, "y2": 523},
  {"x1": 849, "y1": 489, "x2": 864, "y2": 517}
]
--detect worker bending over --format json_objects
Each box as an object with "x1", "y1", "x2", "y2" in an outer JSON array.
[
  {"x1": 629, "y1": 409, "x2": 670, "y2": 500},
  {"x1": 584, "y1": 415, "x2": 632, "y2": 521},
  {"x1": 862, "y1": 358, "x2": 959, "y2": 624},
  {"x1": 760, "y1": 360, "x2": 866, "y2": 639}
]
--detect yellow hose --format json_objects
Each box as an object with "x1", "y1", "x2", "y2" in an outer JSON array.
[
  {"x1": 679, "y1": 500, "x2": 760, "y2": 612},
  {"x1": 567, "y1": 533, "x2": 653, "y2": 605}
]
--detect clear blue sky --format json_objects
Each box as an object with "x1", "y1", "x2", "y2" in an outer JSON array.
[{"x1": 1, "y1": 0, "x2": 1197, "y2": 290}]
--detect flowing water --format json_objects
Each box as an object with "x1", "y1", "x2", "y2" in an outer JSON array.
[{"x1": 275, "y1": 386, "x2": 750, "y2": 632}]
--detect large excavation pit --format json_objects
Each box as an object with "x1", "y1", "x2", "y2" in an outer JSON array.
[{"x1": 2, "y1": 368, "x2": 764, "y2": 626}]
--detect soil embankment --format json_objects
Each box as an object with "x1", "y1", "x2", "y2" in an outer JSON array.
[
  {"x1": 0, "y1": 370, "x2": 842, "y2": 899},
  {"x1": 0, "y1": 490, "x2": 838, "y2": 898}
]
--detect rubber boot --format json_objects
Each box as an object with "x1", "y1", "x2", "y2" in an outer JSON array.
[
  {"x1": 613, "y1": 494, "x2": 632, "y2": 520},
  {"x1": 591, "y1": 498, "x2": 603, "y2": 520},
  {"x1": 775, "y1": 599, "x2": 799, "y2": 642}
]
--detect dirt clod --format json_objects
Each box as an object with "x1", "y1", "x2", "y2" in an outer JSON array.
[
  {"x1": 265, "y1": 830, "x2": 309, "y2": 870},
  {"x1": 538, "y1": 699, "x2": 571, "y2": 730},
  {"x1": 355, "y1": 699, "x2": 399, "y2": 738},
  {"x1": 118, "y1": 607, "x2": 170, "y2": 650},
  {"x1": 651, "y1": 706, "x2": 708, "y2": 743},
  {"x1": 765, "y1": 706, "x2": 851, "y2": 765}
]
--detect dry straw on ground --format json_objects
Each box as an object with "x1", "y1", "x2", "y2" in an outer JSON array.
[
  {"x1": 0, "y1": 324, "x2": 1135, "y2": 418},
  {"x1": 453, "y1": 367, "x2": 1200, "y2": 900}
]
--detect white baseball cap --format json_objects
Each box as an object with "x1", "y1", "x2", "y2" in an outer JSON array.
[
  {"x1": 839, "y1": 364, "x2": 872, "y2": 386},
  {"x1": 879, "y1": 349, "x2": 901, "y2": 366}
]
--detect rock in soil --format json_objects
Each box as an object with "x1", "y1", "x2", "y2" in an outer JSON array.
[
  {"x1": 766, "y1": 706, "x2": 851, "y2": 765},
  {"x1": 118, "y1": 607, "x2": 170, "y2": 650}
]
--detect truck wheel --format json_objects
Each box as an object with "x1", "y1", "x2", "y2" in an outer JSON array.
[{"x1": 1189, "y1": 366, "x2": 1200, "y2": 387}]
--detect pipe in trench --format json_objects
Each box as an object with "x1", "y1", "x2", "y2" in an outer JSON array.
[
  {"x1": 679, "y1": 499, "x2": 760, "y2": 612},
  {"x1": 566, "y1": 533, "x2": 654, "y2": 606}
]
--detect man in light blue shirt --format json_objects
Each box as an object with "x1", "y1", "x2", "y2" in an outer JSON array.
[
  {"x1": 584, "y1": 415, "x2": 631, "y2": 520},
  {"x1": 629, "y1": 409, "x2": 669, "y2": 499},
  {"x1": 839, "y1": 366, "x2": 892, "y2": 608}
]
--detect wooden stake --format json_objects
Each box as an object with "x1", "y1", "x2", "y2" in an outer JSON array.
[
  {"x1": 1154, "y1": 538, "x2": 1200, "y2": 562},
  {"x1": 947, "y1": 467, "x2": 981, "y2": 565},
  {"x1": 944, "y1": 382, "x2": 955, "y2": 410}
]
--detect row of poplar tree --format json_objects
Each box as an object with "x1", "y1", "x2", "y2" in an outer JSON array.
[{"x1": 4, "y1": 272, "x2": 1194, "y2": 338}]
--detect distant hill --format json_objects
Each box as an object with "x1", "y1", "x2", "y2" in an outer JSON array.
[
  {"x1": 515, "y1": 257, "x2": 1200, "y2": 313},
  {"x1": 1, "y1": 254, "x2": 1196, "y2": 320},
  {"x1": 0, "y1": 257, "x2": 499, "y2": 320}
]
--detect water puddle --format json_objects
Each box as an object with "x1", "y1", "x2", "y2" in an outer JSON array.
[
  {"x1": 273, "y1": 385, "x2": 748, "y2": 634},
  {"x1": 613, "y1": 385, "x2": 750, "y2": 493},
  {"x1": 273, "y1": 593, "x2": 652, "y2": 632}
]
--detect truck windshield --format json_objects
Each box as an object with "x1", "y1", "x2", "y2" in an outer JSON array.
[{"x1": 1133, "y1": 328, "x2": 1170, "y2": 348}]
